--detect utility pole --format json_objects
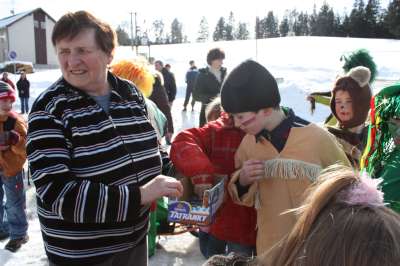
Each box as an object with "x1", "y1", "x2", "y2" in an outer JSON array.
[
  {"x1": 134, "y1": 12, "x2": 138, "y2": 56},
  {"x1": 255, "y1": 16, "x2": 259, "y2": 61},
  {"x1": 129, "y1": 12, "x2": 134, "y2": 51}
]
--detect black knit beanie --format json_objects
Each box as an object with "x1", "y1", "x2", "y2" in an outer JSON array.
[{"x1": 221, "y1": 60, "x2": 280, "y2": 114}]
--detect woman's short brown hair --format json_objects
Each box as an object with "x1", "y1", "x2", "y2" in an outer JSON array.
[
  {"x1": 206, "y1": 48, "x2": 225, "y2": 65},
  {"x1": 52, "y1": 10, "x2": 117, "y2": 56}
]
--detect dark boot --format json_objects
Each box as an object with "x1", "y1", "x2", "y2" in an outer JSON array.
[
  {"x1": 0, "y1": 231, "x2": 9, "y2": 241},
  {"x1": 4, "y1": 235, "x2": 29, "y2": 252}
]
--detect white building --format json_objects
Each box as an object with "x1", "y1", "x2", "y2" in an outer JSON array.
[{"x1": 0, "y1": 8, "x2": 57, "y2": 65}]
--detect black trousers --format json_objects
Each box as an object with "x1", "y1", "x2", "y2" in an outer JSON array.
[{"x1": 49, "y1": 238, "x2": 148, "y2": 266}]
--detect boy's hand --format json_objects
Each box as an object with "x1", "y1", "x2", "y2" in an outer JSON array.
[
  {"x1": 239, "y1": 159, "x2": 265, "y2": 186},
  {"x1": 140, "y1": 175, "x2": 183, "y2": 205}
]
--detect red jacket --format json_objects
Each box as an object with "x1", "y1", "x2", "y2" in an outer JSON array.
[{"x1": 170, "y1": 113, "x2": 257, "y2": 246}]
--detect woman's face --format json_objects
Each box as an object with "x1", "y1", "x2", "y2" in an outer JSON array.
[
  {"x1": 335, "y1": 90, "x2": 353, "y2": 123},
  {"x1": 55, "y1": 28, "x2": 113, "y2": 95}
]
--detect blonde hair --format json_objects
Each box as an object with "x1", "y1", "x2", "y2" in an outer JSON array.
[
  {"x1": 260, "y1": 165, "x2": 400, "y2": 266},
  {"x1": 110, "y1": 58, "x2": 155, "y2": 97}
]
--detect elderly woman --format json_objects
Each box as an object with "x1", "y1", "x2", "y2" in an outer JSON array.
[{"x1": 27, "y1": 11, "x2": 182, "y2": 266}]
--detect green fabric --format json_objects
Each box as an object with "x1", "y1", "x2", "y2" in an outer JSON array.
[
  {"x1": 147, "y1": 197, "x2": 169, "y2": 257},
  {"x1": 378, "y1": 147, "x2": 400, "y2": 213},
  {"x1": 145, "y1": 98, "x2": 167, "y2": 137},
  {"x1": 312, "y1": 94, "x2": 331, "y2": 106},
  {"x1": 156, "y1": 196, "x2": 169, "y2": 222},
  {"x1": 148, "y1": 211, "x2": 157, "y2": 257},
  {"x1": 366, "y1": 83, "x2": 400, "y2": 213}
]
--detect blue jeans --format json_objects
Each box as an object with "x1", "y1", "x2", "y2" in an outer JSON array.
[
  {"x1": 20, "y1": 97, "x2": 29, "y2": 114},
  {"x1": 199, "y1": 231, "x2": 255, "y2": 259},
  {"x1": 0, "y1": 172, "x2": 28, "y2": 239}
]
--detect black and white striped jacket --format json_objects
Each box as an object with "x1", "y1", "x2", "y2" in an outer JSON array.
[{"x1": 27, "y1": 72, "x2": 169, "y2": 265}]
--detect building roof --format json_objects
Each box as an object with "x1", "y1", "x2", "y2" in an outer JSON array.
[{"x1": 0, "y1": 8, "x2": 56, "y2": 29}]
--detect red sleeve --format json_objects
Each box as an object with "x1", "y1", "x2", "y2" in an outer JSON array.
[{"x1": 170, "y1": 122, "x2": 218, "y2": 181}]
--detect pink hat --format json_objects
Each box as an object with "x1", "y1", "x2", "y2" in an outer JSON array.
[{"x1": 0, "y1": 81, "x2": 16, "y2": 102}]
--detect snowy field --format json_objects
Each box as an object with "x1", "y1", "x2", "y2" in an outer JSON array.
[{"x1": 0, "y1": 36, "x2": 400, "y2": 266}]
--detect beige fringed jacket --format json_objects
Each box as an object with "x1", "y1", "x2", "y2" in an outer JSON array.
[{"x1": 229, "y1": 123, "x2": 350, "y2": 254}]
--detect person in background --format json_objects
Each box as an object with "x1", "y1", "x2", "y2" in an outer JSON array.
[
  {"x1": 16, "y1": 72, "x2": 30, "y2": 114},
  {"x1": 183, "y1": 60, "x2": 198, "y2": 112},
  {"x1": 27, "y1": 11, "x2": 182, "y2": 266},
  {"x1": 307, "y1": 48, "x2": 377, "y2": 126},
  {"x1": 221, "y1": 60, "x2": 350, "y2": 254},
  {"x1": 324, "y1": 66, "x2": 372, "y2": 167},
  {"x1": 205, "y1": 166, "x2": 400, "y2": 266},
  {"x1": 171, "y1": 97, "x2": 257, "y2": 259},
  {"x1": 154, "y1": 60, "x2": 177, "y2": 107},
  {"x1": 361, "y1": 83, "x2": 400, "y2": 213},
  {"x1": 1, "y1": 72, "x2": 15, "y2": 91},
  {"x1": 193, "y1": 48, "x2": 227, "y2": 127},
  {"x1": 147, "y1": 69, "x2": 174, "y2": 145},
  {"x1": 0, "y1": 81, "x2": 28, "y2": 253}
]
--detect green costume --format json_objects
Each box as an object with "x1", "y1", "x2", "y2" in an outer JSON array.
[{"x1": 362, "y1": 84, "x2": 400, "y2": 212}]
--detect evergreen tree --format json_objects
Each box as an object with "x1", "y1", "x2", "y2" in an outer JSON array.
[
  {"x1": 315, "y1": 2, "x2": 335, "y2": 36},
  {"x1": 213, "y1": 17, "x2": 226, "y2": 41},
  {"x1": 341, "y1": 14, "x2": 351, "y2": 36},
  {"x1": 226, "y1": 12, "x2": 235, "y2": 40},
  {"x1": 171, "y1": 18, "x2": 183, "y2": 43},
  {"x1": 384, "y1": 0, "x2": 400, "y2": 38},
  {"x1": 197, "y1": 16, "x2": 209, "y2": 42},
  {"x1": 349, "y1": 0, "x2": 367, "y2": 37},
  {"x1": 365, "y1": 0, "x2": 381, "y2": 37},
  {"x1": 279, "y1": 17, "x2": 289, "y2": 37},
  {"x1": 333, "y1": 13, "x2": 344, "y2": 36},
  {"x1": 296, "y1": 12, "x2": 310, "y2": 36},
  {"x1": 309, "y1": 4, "x2": 318, "y2": 35},
  {"x1": 258, "y1": 17, "x2": 268, "y2": 38},
  {"x1": 255, "y1": 16, "x2": 263, "y2": 39},
  {"x1": 265, "y1": 11, "x2": 279, "y2": 37},
  {"x1": 152, "y1": 19, "x2": 165, "y2": 44},
  {"x1": 116, "y1": 26, "x2": 131, "y2": 45},
  {"x1": 287, "y1": 9, "x2": 298, "y2": 35},
  {"x1": 235, "y1": 22, "x2": 250, "y2": 40}
]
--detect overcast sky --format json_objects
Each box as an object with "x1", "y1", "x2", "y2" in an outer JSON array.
[{"x1": 0, "y1": 0, "x2": 392, "y2": 41}]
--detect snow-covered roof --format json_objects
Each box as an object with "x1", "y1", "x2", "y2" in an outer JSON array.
[{"x1": 0, "y1": 8, "x2": 56, "y2": 29}]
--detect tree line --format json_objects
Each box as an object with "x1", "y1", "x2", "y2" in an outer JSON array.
[{"x1": 116, "y1": 0, "x2": 400, "y2": 45}]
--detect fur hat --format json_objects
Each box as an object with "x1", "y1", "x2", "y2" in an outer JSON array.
[
  {"x1": 0, "y1": 81, "x2": 16, "y2": 102},
  {"x1": 221, "y1": 60, "x2": 280, "y2": 114},
  {"x1": 330, "y1": 66, "x2": 372, "y2": 128},
  {"x1": 110, "y1": 59, "x2": 155, "y2": 97}
]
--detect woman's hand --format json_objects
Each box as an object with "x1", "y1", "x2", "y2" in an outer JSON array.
[{"x1": 140, "y1": 175, "x2": 183, "y2": 205}]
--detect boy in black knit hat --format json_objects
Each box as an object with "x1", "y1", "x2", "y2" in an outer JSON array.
[
  {"x1": 0, "y1": 81, "x2": 29, "y2": 252},
  {"x1": 221, "y1": 60, "x2": 350, "y2": 254}
]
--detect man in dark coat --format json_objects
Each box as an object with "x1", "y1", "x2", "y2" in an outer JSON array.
[
  {"x1": 16, "y1": 73, "x2": 30, "y2": 114},
  {"x1": 183, "y1": 60, "x2": 198, "y2": 111},
  {"x1": 193, "y1": 48, "x2": 227, "y2": 127},
  {"x1": 155, "y1": 60, "x2": 177, "y2": 106}
]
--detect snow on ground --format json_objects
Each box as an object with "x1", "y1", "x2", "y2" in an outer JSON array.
[{"x1": 1, "y1": 36, "x2": 399, "y2": 266}]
